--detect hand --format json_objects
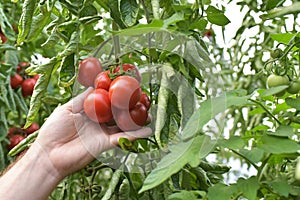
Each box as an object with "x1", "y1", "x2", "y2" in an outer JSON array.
[{"x1": 35, "y1": 87, "x2": 152, "y2": 179}]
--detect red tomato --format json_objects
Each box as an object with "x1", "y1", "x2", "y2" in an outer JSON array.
[
  {"x1": 114, "y1": 102, "x2": 148, "y2": 131},
  {"x1": 8, "y1": 134, "x2": 25, "y2": 150},
  {"x1": 0, "y1": 33, "x2": 7, "y2": 43},
  {"x1": 77, "y1": 57, "x2": 103, "y2": 87},
  {"x1": 109, "y1": 76, "x2": 142, "y2": 110},
  {"x1": 10, "y1": 73, "x2": 24, "y2": 89},
  {"x1": 139, "y1": 93, "x2": 151, "y2": 110},
  {"x1": 8, "y1": 127, "x2": 24, "y2": 136},
  {"x1": 84, "y1": 89, "x2": 113, "y2": 123},
  {"x1": 33, "y1": 74, "x2": 40, "y2": 81},
  {"x1": 114, "y1": 63, "x2": 141, "y2": 82},
  {"x1": 21, "y1": 78, "x2": 36, "y2": 97},
  {"x1": 94, "y1": 71, "x2": 111, "y2": 90},
  {"x1": 24, "y1": 122, "x2": 40, "y2": 136}
]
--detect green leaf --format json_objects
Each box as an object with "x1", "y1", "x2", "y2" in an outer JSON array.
[
  {"x1": 206, "y1": 6, "x2": 230, "y2": 26},
  {"x1": 182, "y1": 90, "x2": 250, "y2": 140},
  {"x1": 190, "y1": 18, "x2": 208, "y2": 31},
  {"x1": 218, "y1": 136, "x2": 245, "y2": 150},
  {"x1": 139, "y1": 135, "x2": 211, "y2": 193},
  {"x1": 58, "y1": 54, "x2": 76, "y2": 87},
  {"x1": 26, "y1": 6, "x2": 51, "y2": 42},
  {"x1": 258, "y1": 135, "x2": 300, "y2": 154},
  {"x1": 239, "y1": 148, "x2": 264, "y2": 163},
  {"x1": 265, "y1": 0, "x2": 282, "y2": 10},
  {"x1": 108, "y1": 0, "x2": 126, "y2": 28},
  {"x1": 167, "y1": 190, "x2": 198, "y2": 200},
  {"x1": 260, "y1": 85, "x2": 288, "y2": 97},
  {"x1": 237, "y1": 177, "x2": 259, "y2": 200},
  {"x1": 286, "y1": 97, "x2": 300, "y2": 110},
  {"x1": 17, "y1": 0, "x2": 37, "y2": 44},
  {"x1": 163, "y1": 12, "x2": 185, "y2": 28},
  {"x1": 25, "y1": 59, "x2": 56, "y2": 128},
  {"x1": 102, "y1": 168, "x2": 123, "y2": 200},
  {"x1": 154, "y1": 67, "x2": 172, "y2": 149},
  {"x1": 119, "y1": 0, "x2": 139, "y2": 27},
  {"x1": 268, "y1": 179, "x2": 291, "y2": 197},
  {"x1": 208, "y1": 183, "x2": 237, "y2": 200},
  {"x1": 270, "y1": 33, "x2": 295, "y2": 45},
  {"x1": 260, "y1": 2, "x2": 300, "y2": 19},
  {"x1": 267, "y1": 125, "x2": 294, "y2": 137},
  {"x1": 115, "y1": 20, "x2": 164, "y2": 36}
]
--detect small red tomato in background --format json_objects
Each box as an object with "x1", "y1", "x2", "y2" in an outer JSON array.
[
  {"x1": 84, "y1": 89, "x2": 113, "y2": 123},
  {"x1": 109, "y1": 75, "x2": 142, "y2": 110},
  {"x1": 114, "y1": 63, "x2": 141, "y2": 82},
  {"x1": 139, "y1": 93, "x2": 151, "y2": 111},
  {"x1": 8, "y1": 127, "x2": 24, "y2": 136},
  {"x1": 10, "y1": 73, "x2": 24, "y2": 89},
  {"x1": 94, "y1": 71, "x2": 111, "y2": 90},
  {"x1": 24, "y1": 122, "x2": 40, "y2": 136},
  {"x1": 77, "y1": 57, "x2": 103, "y2": 87},
  {"x1": 8, "y1": 134, "x2": 25, "y2": 150},
  {"x1": 114, "y1": 102, "x2": 148, "y2": 131},
  {"x1": 33, "y1": 74, "x2": 40, "y2": 81},
  {"x1": 21, "y1": 78, "x2": 36, "y2": 97}
]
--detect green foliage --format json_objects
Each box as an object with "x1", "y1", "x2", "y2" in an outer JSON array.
[{"x1": 0, "y1": 0, "x2": 300, "y2": 199}]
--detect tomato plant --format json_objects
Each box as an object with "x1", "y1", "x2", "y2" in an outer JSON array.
[
  {"x1": 77, "y1": 57, "x2": 103, "y2": 87},
  {"x1": 83, "y1": 89, "x2": 113, "y2": 123},
  {"x1": 109, "y1": 75, "x2": 142, "y2": 110}
]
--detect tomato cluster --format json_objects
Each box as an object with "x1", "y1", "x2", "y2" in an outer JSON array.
[
  {"x1": 6, "y1": 122, "x2": 40, "y2": 150},
  {"x1": 266, "y1": 74, "x2": 300, "y2": 96},
  {"x1": 10, "y1": 62, "x2": 39, "y2": 97},
  {"x1": 78, "y1": 57, "x2": 150, "y2": 131}
]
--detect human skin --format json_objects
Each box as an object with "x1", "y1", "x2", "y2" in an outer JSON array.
[{"x1": 0, "y1": 88, "x2": 152, "y2": 200}]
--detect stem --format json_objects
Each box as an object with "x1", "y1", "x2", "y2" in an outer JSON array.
[
  {"x1": 112, "y1": 21, "x2": 121, "y2": 63},
  {"x1": 231, "y1": 149, "x2": 259, "y2": 170},
  {"x1": 249, "y1": 99, "x2": 281, "y2": 125},
  {"x1": 92, "y1": 37, "x2": 112, "y2": 58}
]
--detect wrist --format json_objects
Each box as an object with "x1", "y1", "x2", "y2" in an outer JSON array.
[{"x1": 0, "y1": 142, "x2": 62, "y2": 200}]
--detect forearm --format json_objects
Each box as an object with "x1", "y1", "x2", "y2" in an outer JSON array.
[{"x1": 0, "y1": 142, "x2": 62, "y2": 200}]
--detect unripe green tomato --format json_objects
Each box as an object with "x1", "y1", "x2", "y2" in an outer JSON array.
[
  {"x1": 266, "y1": 74, "x2": 289, "y2": 97},
  {"x1": 287, "y1": 80, "x2": 300, "y2": 94},
  {"x1": 266, "y1": 74, "x2": 289, "y2": 88},
  {"x1": 270, "y1": 49, "x2": 283, "y2": 59}
]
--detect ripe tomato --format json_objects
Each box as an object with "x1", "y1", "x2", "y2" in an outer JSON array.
[
  {"x1": 24, "y1": 122, "x2": 40, "y2": 136},
  {"x1": 266, "y1": 74, "x2": 289, "y2": 88},
  {"x1": 21, "y1": 78, "x2": 36, "y2": 97},
  {"x1": 77, "y1": 57, "x2": 103, "y2": 87},
  {"x1": 8, "y1": 127, "x2": 24, "y2": 136},
  {"x1": 114, "y1": 63, "x2": 141, "y2": 82},
  {"x1": 10, "y1": 73, "x2": 24, "y2": 89},
  {"x1": 33, "y1": 74, "x2": 40, "y2": 81},
  {"x1": 8, "y1": 134, "x2": 24, "y2": 150},
  {"x1": 139, "y1": 93, "x2": 151, "y2": 110},
  {"x1": 84, "y1": 89, "x2": 113, "y2": 123},
  {"x1": 94, "y1": 71, "x2": 111, "y2": 90},
  {"x1": 109, "y1": 76, "x2": 142, "y2": 110},
  {"x1": 0, "y1": 33, "x2": 7, "y2": 43},
  {"x1": 287, "y1": 80, "x2": 300, "y2": 94},
  {"x1": 114, "y1": 102, "x2": 148, "y2": 131}
]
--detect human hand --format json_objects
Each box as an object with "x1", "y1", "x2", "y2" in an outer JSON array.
[{"x1": 34, "y1": 87, "x2": 152, "y2": 179}]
